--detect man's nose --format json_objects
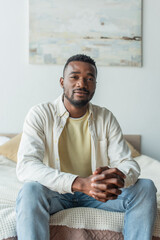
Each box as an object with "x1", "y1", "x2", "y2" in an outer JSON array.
[{"x1": 76, "y1": 77, "x2": 87, "y2": 87}]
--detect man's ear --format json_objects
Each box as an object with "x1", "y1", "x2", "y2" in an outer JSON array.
[{"x1": 60, "y1": 77, "x2": 64, "y2": 88}]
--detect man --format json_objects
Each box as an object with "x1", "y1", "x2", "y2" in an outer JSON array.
[{"x1": 16, "y1": 54, "x2": 157, "y2": 240}]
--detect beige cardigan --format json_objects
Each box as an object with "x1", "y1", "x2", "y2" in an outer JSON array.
[{"x1": 17, "y1": 95, "x2": 140, "y2": 194}]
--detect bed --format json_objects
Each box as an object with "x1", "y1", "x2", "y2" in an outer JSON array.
[{"x1": 0, "y1": 134, "x2": 160, "y2": 240}]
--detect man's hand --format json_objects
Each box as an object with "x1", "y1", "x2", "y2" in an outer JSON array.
[
  {"x1": 72, "y1": 167, "x2": 126, "y2": 202},
  {"x1": 90, "y1": 167, "x2": 126, "y2": 202}
]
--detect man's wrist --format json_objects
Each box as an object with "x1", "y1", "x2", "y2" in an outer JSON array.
[{"x1": 71, "y1": 176, "x2": 86, "y2": 192}]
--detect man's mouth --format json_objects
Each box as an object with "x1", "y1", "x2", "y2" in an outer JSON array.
[
  {"x1": 73, "y1": 89, "x2": 89, "y2": 95},
  {"x1": 74, "y1": 91, "x2": 88, "y2": 95}
]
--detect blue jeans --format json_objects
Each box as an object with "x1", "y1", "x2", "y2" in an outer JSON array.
[{"x1": 16, "y1": 179, "x2": 157, "y2": 240}]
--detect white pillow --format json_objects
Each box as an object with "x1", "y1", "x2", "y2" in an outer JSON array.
[
  {"x1": 0, "y1": 136, "x2": 10, "y2": 146},
  {"x1": 135, "y1": 154, "x2": 160, "y2": 195}
]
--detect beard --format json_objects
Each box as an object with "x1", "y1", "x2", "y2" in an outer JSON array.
[{"x1": 63, "y1": 87, "x2": 95, "y2": 108}]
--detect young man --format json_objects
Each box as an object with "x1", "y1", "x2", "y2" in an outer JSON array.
[{"x1": 16, "y1": 54, "x2": 157, "y2": 240}]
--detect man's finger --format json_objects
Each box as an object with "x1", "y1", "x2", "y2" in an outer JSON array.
[
  {"x1": 93, "y1": 195, "x2": 118, "y2": 202},
  {"x1": 91, "y1": 183, "x2": 122, "y2": 195},
  {"x1": 91, "y1": 168, "x2": 126, "y2": 182},
  {"x1": 103, "y1": 168, "x2": 126, "y2": 179},
  {"x1": 90, "y1": 190, "x2": 118, "y2": 200},
  {"x1": 91, "y1": 174, "x2": 107, "y2": 182},
  {"x1": 91, "y1": 173, "x2": 122, "y2": 182},
  {"x1": 104, "y1": 178, "x2": 124, "y2": 188},
  {"x1": 93, "y1": 166, "x2": 109, "y2": 175},
  {"x1": 92, "y1": 177, "x2": 124, "y2": 188}
]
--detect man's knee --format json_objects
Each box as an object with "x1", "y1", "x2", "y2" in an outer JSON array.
[
  {"x1": 20, "y1": 181, "x2": 43, "y2": 197},
  {"x1": 137, "y1": 179, "x2": 157, "y2": 194},
  {"x1": 16, "y1": 182, "x2": 50, "y2": 227},
  {"x1": 24, "y1": 181, "x2": 43, "y2": 191},
  {"x1": 135, "y1": 179, "x2": 157, "y2": 204},
  {"x1": 16, "y1": 182, "x2": 46, "y2": 210}
]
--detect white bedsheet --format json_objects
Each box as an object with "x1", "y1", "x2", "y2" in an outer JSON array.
[{"x1": 0, "y1": 154, "x2": 160, "y2": 239}]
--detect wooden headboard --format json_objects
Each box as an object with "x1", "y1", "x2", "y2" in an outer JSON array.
[
  {"x1": 0, "y1": 133, "x2": 18, "y2": 138},
  {"x1": 124, "y1": 135, "x2": 141, "y2": 153},
  {"x1": 0, "y1": 133, "x2": 141, "y2": 153}
]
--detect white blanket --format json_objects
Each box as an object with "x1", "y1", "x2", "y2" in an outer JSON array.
[{"x1": 0, "y1": 155, "x2": 160, "y2": 239}]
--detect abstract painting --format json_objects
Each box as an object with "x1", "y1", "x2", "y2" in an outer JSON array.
[{"x1": 29, "y1": 0, "x2": 142, "y2": 66}]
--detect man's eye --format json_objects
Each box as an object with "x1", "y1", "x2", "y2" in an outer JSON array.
[
  {"x1": 87, "y1": 78, "x2": 94, "y2": 81},
  {"x1": 71, "y1": 76, "x2": 78, "y2": 80}
]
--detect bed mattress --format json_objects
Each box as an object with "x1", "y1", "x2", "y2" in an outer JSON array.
[{"x1": 0, "y1": 154, "x2": 160, "y2": 240}]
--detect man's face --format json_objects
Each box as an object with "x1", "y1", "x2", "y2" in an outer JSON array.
[{"x1": 60, "y1": 61, "x2": 97, "y2": 108}]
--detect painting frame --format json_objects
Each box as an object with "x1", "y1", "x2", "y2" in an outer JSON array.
[{"x1": 29, "y1": 0, "x2": 142, "y2": 67}]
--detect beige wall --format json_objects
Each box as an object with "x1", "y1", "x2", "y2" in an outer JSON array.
[{"x1": 0, "y1": 0, "x2": 160, "y2": 160}]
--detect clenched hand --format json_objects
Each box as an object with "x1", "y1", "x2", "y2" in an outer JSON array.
[
  {"x1": 90, "y1": 167, "x2": 126, "y2": 202},
  {"x1": 72, "y1": 166, "x2": 126, "y2": 202}
]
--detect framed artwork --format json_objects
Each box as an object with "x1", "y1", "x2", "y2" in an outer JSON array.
[{"x1": 29, "y1": 0, "x2": 142, "y2": 66}]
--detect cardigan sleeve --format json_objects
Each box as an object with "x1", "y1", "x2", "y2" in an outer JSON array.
[
  {"x1": 107, "y1": 113, "x2": 140, "y2": 188},
  {"x1": 16, "y1": 105, "x2": 77, "y2": 194}
]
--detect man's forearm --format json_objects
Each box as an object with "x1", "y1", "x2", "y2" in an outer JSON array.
[{"x1": 71, "y1": 176, "x2": 88, "y2": 192}]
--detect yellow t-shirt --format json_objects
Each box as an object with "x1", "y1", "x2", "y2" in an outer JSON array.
[{"x1": 59, "y1": 111, "x2": 92, "y2": 177}]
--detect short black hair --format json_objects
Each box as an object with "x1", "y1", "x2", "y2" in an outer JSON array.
[{"x1": 63, "y1": 54, "x2": 97, "y2": 76}]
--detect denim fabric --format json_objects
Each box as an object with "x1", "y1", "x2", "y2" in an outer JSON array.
[{"x1": 16, "y1": 178, "x2": 157, "y2": 240}]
